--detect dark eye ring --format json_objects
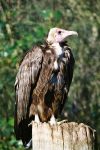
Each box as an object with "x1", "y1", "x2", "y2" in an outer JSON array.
[{"x1": 58, "y1": 31, "x2": 62, "y2": 34}]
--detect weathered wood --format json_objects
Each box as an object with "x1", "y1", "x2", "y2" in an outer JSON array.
[{"x1": 32, "y1": 121, "x2": 97, "y2": 150}]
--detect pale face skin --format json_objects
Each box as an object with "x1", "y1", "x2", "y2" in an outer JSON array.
[{"x1": 47, "y1": 27, "x2": 78, "y2": 44}]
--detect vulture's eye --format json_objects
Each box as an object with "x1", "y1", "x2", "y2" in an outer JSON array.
[{"x1": 58, "y1": 31, "x2": 62, "y2": 35}]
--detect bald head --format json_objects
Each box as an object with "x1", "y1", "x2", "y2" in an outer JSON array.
[{"x1": 47, "y1": 27, "x2": 78, "y2": 44}]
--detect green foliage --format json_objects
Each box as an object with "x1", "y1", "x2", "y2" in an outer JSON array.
[
  {"x1": 0, "y1": 0, "x2": 100, "y2": 149},
  {"x1": 0, "y1": 117, "x2": 24, "y2": 150}
]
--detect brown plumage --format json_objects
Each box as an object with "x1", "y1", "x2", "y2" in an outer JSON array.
[{"x1": 14, "y1": 28, "x2": 77, "y2": 148}]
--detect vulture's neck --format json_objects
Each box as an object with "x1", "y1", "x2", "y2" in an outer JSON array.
[
  {"x1": 47, "y1": 41, "x2": 67, "y2": 70},
  {"x1": 45, "y1": 41, "x2": 68, "y2": 70},
  {"x1": 51, "y1": 43, "x2": 63, "y2": 57},
  {"x1": 46, "y1": 41, "x2": 68, "y2": 55}
]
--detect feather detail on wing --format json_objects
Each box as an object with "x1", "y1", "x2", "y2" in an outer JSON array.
[
  {"x1": 14, "y1": 47, "x2": 43, "y2": 126},
  {"x1": 55, "y1": 43, "x2": 75, "y2": 115}
]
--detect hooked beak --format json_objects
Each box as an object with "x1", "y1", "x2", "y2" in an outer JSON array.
[
  {"x1": 64, "y1": 30, "x2": 78, "y2": 38},
  {"x1": 59, "y1": 29, "x2": 78, "y2": 43}
]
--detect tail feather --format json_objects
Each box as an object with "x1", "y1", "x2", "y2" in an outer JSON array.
[{"x1": 14, "y1": 119, "x2": 32, "y2": 147}]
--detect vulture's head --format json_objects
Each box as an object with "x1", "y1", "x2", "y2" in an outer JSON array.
[{"x1": 47, "y1": 27, "x2": 78, "y2": 44}]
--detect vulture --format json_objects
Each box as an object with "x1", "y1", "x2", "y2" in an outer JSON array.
[{"x1": 14, "y1": 27, "x2": 78, "y2": 148}]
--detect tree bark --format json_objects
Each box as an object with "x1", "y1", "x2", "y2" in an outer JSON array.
[{"x1": 32, "y1": 121, "x2": 97, "y2": 150}]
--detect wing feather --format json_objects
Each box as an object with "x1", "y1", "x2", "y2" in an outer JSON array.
[{"x1": 14, "y1": 47, "x2": 43, "y2": 126}]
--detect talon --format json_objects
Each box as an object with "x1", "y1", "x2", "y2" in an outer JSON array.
[
  {"x1": 28, "y1": 114, "x2": 40, "y2": 126},
  {"x1": 57, "y1": 119, "x2": 68, "y2": 125},
  {"x1": 49, "y1": 114, "x2": 56, "y2": 125},
  {"x1": 34, "y1": 113, "x2": 40, "y2": 124}
]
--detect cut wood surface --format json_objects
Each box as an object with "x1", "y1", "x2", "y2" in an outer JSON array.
[{"x1": 32, "y1": 121, "x2": 97, "y2": 150}]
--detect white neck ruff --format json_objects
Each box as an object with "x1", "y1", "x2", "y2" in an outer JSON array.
[{"x1": 51, "y1": 43, "x2": 63, "y2": 57}]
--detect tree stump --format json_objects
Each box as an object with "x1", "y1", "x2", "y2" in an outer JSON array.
[{"x1": 32, "y1": 121, "x2": 97, "y2": 150}]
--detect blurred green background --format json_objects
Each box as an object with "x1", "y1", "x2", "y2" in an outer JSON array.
[{"x1": 0, "y1": 0, "x2": 100, "y2": 149}]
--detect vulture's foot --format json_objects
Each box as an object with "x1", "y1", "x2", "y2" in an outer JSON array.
[
  {"x1": 57, "y1": 119, "x2": 68, "y2": 125},
  {"x1": 49, "y1": 114, "x2": 57, "y2": 125},
  {"x1": 28, "y1": 114, "x2": 40, "y2": 126},
  {"x1": 34, "y1": 113, "x2": 40, "y2": 124}
]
